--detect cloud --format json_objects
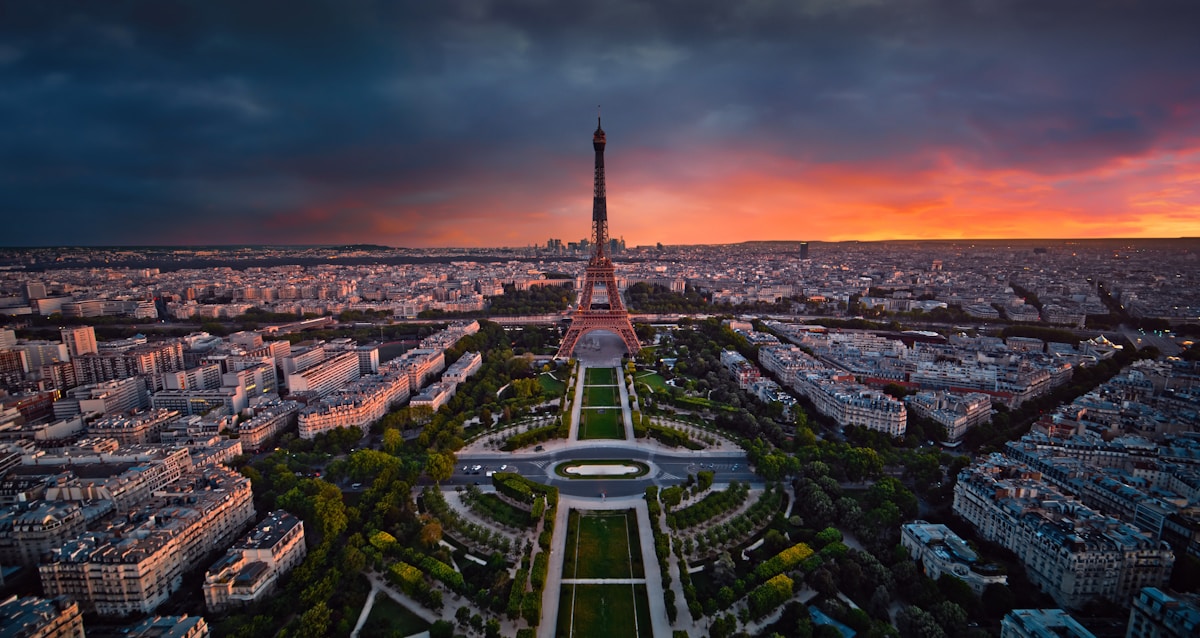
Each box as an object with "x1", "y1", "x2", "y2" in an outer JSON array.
[{"x1": 1, "y1": 0, "x2": 1198, "y2": 245}]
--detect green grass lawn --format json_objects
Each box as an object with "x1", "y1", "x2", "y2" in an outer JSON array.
[
  {"x1": 579, "y1": 408, "x2": 624, "y2": 439},
  {"x1": 563, "y1": 509, "x2": 644, "y2": 579},
  {"x1": 556, "y1": 584, "x2": 652, "y2": 638},
  {"x1": 635, "y1": 371, "x2": 669, "y2": 392},
  {"x1": 583, "y1": 385, "x2": 618, "y2": 407},
  {"x1": 585, "y1": 367, "x2": 617, "y2": 386},
  {"x1": 538, "y1": 371, "x2": 567, "y2": 395},
  {"x1": 358, "y1": 593, "x2": 430, "y2": 638}
]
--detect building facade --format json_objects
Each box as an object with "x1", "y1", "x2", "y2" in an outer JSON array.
[{"x1": 203, "y1": 510, "x2": 306, "y2": 612}]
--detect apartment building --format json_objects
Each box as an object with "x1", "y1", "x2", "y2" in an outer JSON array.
[
  {"x1": 86, "y1": 409, "x2": 180, "y2": 445},
  {"x1": 0, "y1": 595, "x2": 84, "y2": 638},
  {"x1": 150, "y1": 384, "x2": 247, "y2": 416},
  {"x1": 237, "y1": 400, "x2": 299, "y2": 451},
  {"x1": 297, "y1": 369, "x2": 409, "y2": 439},
  {"x1": 1001, "y1": 609, "x2": 1096, "y2": 638},
  {"x1": 1126, "y1": 587, "x2": 1200, "y2": 638},
  {"x1": 906, "y1": 391, "x2": 992, "y2": 443},
  {"x1": 286, "y1": 350, "x2": 360, "y2": 398},
  {"x1": 203, "y1": 510, "x2": 306, "y2": 611},
  {"x1": 394, "y1": 348, "x2": 446, "y2": 390},
  {"x1": 126, "y1": 615, "x2": 210, "y2": 638},
  {"x1": 73, "y1": 341, "x2": 185, "y2": 386},
  {"x1": 901, "y1": 521, "x2": 1008, "y2": 595},
  {"x1": 53, "y1": 377, "x2": 149, "y2": 419},
  {"x1": 38, "y1": 446, "x2": 193, "y2": 513},
  {"x1": 409, "y1": 381, "x2": 456, "y2": 412},
  {"x1": 443, "y1": 351, "x2": 483, "y2": 383},
  {"x1": 800, "y1": 376, "x2": 907, "y2": 436},
  {"x1": 38, "y1": 467, "x2": 255, "y2": 616},
  {"x1": 954, "y1": 456, "x2": 1173, "y2": 610}
]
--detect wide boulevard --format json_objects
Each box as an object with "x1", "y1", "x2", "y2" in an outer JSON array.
[{"x1": 449, "y1": 443, "x2": 755, "y2": 497}]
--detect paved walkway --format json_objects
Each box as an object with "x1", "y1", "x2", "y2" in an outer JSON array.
[
  {"x1": 568, "y1": 365, "x2": 585, "y2": 440},
  {"x1": 615, "y1": 364, "x2": 636, "y2": 440},
  {"x1": 349, "y1": 585, "x2": 379, "y2": 637},
  {"x1": 442, "y1": 488, "x2": 524, "y2": 548},
  {"x1": 561, "y1": 577, "x2": 645, "y2": 584},
  {"x1": 538, "y1": 493, "x2": 573, "y2": 638}
]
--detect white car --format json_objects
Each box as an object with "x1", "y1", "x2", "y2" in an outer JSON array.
[
  {"x1": 472, "y1": 464, "x2": 482, "y2": 471},
  {"x1": 499, "y1": 464, "x2": 508, "y2": 471}
]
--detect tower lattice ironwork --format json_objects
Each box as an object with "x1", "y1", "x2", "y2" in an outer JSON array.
[{"x1": 556, "y1": 116, "x2": 640, "y2": 358}]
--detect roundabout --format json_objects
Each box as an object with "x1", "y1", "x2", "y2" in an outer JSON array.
[{"x1": 450, "y1": 443, "x2": 756, "y2": 497}]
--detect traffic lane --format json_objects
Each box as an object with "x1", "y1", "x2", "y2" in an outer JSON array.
[
  {"x1": 443, "y1": 462, "x2": 760, "y2": 494},
  {"x1": 457, "y1": 445, "x2": 749, "y2": 465}
]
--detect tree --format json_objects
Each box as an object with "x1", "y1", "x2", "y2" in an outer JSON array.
[
  {"x1": 429, "y1": 620, "x2": 455, "y2": 638},
  {"x1": 812, "y1": 568, "x2": 838, "y2": 597},
  {"x1": 937, "y1": 573, "x2": 981, "y2": 617},
  {"x1": 294, "y1": 601, "x2": 332, "y2": 638},
  {"x1": 869, "y1": 584, "x2": 891, "y2": 620},
  {"x1": 425, "y1": 452, "x2": 454, "y2": 484},
  {"x1": 419, "y1": 520, "x2": 443, "y2": 548},
  {"x1": 929, "y1": 600, "x2": 968, "y2": 636},
  {"x1": 382, "y1": 428, "x2": 402, "y2": 455},
  {"x1": 712, "y1": 551, "x2": 737, "y2": 586},
  {"x1": 982, "y1": 582, "x2": 1016, "y2": 619},
  {"x1": 896, "y1": 605, "x2": 945, "y2": 638}
]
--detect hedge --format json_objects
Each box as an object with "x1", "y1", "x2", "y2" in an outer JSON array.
[
  {"x1": 492, "y1": 472, "x2": 559, "y2": 508},
  {"x1": 753, "y1": 542, "x2": 814, "y2": 582},
  {"x1": 507, "y1": 567, "x2": 528, "y2": 619},
  {"x1": 748, "y1": 573, "x2": 794, "y2": 620},
  {"x1": 502, "y1": 422, "x2": 568, "y2": 451}
]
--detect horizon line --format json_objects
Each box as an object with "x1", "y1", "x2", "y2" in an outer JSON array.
[{"x1": 2, "y1": 236, "x2": 1199, "y2": 251}]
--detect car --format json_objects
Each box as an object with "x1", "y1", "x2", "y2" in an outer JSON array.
[
  {"x1": 534, "y1": 445, "x2": 544, "y2": 452},
  {"x1": 462, "y1": 466, "x2": 469, "y2": 472},
  {"x1": 472, "y1": 464, "x2": 482, "y2": 471},
  {"x1": 499, "y1": 464, "x2": 508, "y2": 471}
]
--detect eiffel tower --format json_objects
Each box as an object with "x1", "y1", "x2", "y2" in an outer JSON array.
[{"x1": 556, "y1": 115, "x2": 640, "y2": 358}]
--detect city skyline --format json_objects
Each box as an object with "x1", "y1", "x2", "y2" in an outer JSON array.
[{"x1": 3, "y1": 1, "x2": 1200, "y2": 247}]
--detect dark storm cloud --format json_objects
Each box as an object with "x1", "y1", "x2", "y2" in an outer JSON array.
[{"x1": 1, "y1": 0, "x2": 1199, "y2": 245}]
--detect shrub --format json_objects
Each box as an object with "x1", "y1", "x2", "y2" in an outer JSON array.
[{"x1": 754, "y1": 542, "x2": 815, "y2": 581}]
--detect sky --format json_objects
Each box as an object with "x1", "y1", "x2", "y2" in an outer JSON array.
[{"x1": 2, "y1": 0, "x2": 1200, "y2": 248}]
